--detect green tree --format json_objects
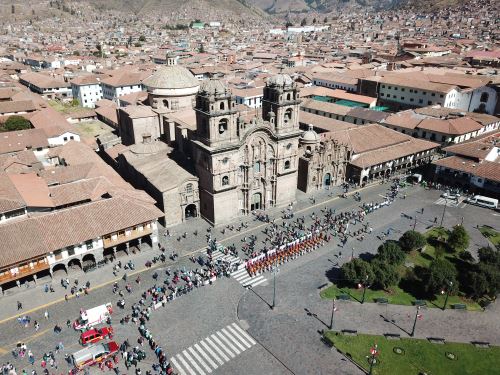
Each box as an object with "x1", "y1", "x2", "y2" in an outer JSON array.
[
  {"x1": 448, "y1": 225, "x2": 470, "y2": 252},
  {"x1": 70, "y1": 98, "x2": 79, "y2": 107},
  {"x1": 341, "y1": 258, "x2": 375, "y2": 287},
  {"x1": 376, "y1": 240, "x2": 405, "y2": 266},
  {"x1": 467, "y1": 269, "x2": 490, "y2": 299},
  {"x1": 478, "y1": 246, "x2": 499, "y2": 265},
  {"x1": 4, "y1": 116, "x2": 31, "y2": 131},
  {"x1": 423, "y1": 258, "x2": 458, "y2": 295},
  {"x1": 139, "y1": 35, "x2": 146, "y2": 42},
  {"x1": 399, "y1": 230, "x2": 426, "y2": 252},
  {"x1": 371, "y1": 260, "x2": 400, "y2": 290}
]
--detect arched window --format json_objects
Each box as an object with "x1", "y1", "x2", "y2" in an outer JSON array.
[
  {"x1": 480, "y1": 92, "x2": 489, "y2": 103},
  {"x1": 222, "y1": 176, "x2": 229, "y2": 186},
  {"x1": 163, "y1": 99, "x2": 169, "y2": 108},
  {"x1": 219, "y1": 118, "x2": 228, "y2": 134},
  {"x1": 254, "y1": 161, "x2": 261, "y2": 173},
  {"x1": 284, "y1": 160, "x2": 290, "y2": 170},
  {"x1": 220, "y1": 101, "x2": 225, "y2": 110},
  {"x1": 185, "y1": 183, "x2": 193, "y2": 194},
  {"x1": 284, "y1": 108, "x2": 293, "y2": 123},
  {"x1": 286, "y1": 93, "x2": 291, "y2": 101}
]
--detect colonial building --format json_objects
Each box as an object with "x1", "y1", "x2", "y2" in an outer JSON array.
[{"x1": 192, "y1": 75, "x2": 302, "y2": 224}]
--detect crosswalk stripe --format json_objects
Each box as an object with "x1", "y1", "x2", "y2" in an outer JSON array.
[
  {"x1": 188, "y1": 346, "x2": 212, "y2": 373},
  {"x1": 235, "y1": 274, "x2": 252, "y2": 283},
  {"x1": 221, "y1": 327, "x2": 246, "y2": 351},
  {"x1": 242, "y1": 275, "x2": 264, "y2": 286},
  {"x1": 216, "y1": 331, "x2": 241, "y2": 355},
  {"x1": 231, "y1": 323, "x2": 257, "y2": 345},
  {"x1": 200, "y1": 339, "x2": 224, "y2": 366},
  {"x1": 170, "y1": 356, "x2": 188, "y2": 375},
  {"x1": 211, "y1": 334, "x2": 235, "y2": 358},
  {"x1": 231, "y1": 268, "x2": 248, "y2": 277},
  {"x1": 205, "y1": 336, "x2": 231, "y2": 362},
  {"x1": 176, "y1": 353, "x2": 197, "y2": 375},
  {"x1": 183, "y1": 349, "x2": 206, "y2": 375},
  {"x1": 226, "y1": 325, "x2": 252, "y2": 348},
  {"x1": 249, "y1": 278, "x2": 267, "y2": 287},
  {"x1": 194, "y1": 343, "x2": 218, "y2": 370}
]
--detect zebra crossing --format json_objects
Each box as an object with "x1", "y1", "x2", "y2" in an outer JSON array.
[
  {"x1": 434, "y1": 197, "x2": 466, "y2": 208},
  {"x1": 230, "y1": 267, "x2": 267, "y2": 288},
  {"x1": 211, "y1": 250, "x2": 268, "y2": 288},
  {"x1": 171, "y1": 323, "x2": 257, "y2": 375}
]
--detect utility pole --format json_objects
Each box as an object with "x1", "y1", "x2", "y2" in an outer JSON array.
[
  {"x1": 442, "y1": 281, "x2": 453, "y2": 310},
  {"x1": 271, "y1": 266, "x2": 279, "y2": 310},
  {"x1": 361, "y1": 275, "x2": 370, "y2": 304}
]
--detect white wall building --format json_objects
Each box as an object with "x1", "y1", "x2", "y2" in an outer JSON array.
[{"x1": 71, "y1": 76, "x2": 103, "y2": 108}]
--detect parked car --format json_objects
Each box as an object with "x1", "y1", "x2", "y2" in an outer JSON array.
[{"x1": 441, "y1": 191, "x2": 460, "y2": 199}]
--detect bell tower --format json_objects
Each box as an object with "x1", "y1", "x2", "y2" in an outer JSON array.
[
  {"x1": 262, "y1": 74, "x2": 301, "y2": 135},
  {"x1": 195, "y1": 79, "x2": 238, "y2": 148}
]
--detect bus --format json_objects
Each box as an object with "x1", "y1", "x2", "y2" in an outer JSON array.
[{"x1": 466, "y1": 195, "x2": 498, "y2": 209}]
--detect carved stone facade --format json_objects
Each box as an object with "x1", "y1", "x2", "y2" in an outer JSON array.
[
  {"x1": 297, "y1": 125, "x2": 351, "y2": 193},
  {"x1": 192, "y1": 76, "x2": 302, "y2": 225}
]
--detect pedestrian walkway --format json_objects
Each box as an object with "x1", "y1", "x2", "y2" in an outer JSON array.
[
  {"x1": 170, "y1": 322, "x2": 257, "y2": 375},
  {"x1": 433, "y1": 197, "x2": 466, "y2": 208},
  {"x1": 230, "y1": 268, "x2": 267, "y2": 288},
  {"x1": 211, "y1": 250, "x2": 267, "y2": 288}
]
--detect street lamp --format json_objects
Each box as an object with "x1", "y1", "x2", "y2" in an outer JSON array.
[
  {"x1": 440, "y1": 197, "x2": 447, "y2": 227},
  {"x1": 351, "y1": 247, "x2": 355, "y2": 261},
  {"x1": 368, "y1": 344, "x2": 378, "y2": 375},
  {"x1": 329, "y1": 298, "x2": 337, "y2": 330},
  {"x1": 271, "y1": 266, "x2": 279, "y2": 310},
  {"x1": 410, "y1": 306, "x2": 422, "y2": 337},
  {"x1": 361, "y1": 275, "x2": 370, "y2": 304},
  {"x1": 442, "y1": 281, "x2": 453, "y2": 311}
]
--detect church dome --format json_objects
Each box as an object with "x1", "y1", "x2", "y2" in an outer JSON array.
[
  {"x1": 301, "y1": 124, "x2": 319, "y2": 144},
  {"x1": 143, "y1": 66, "x2": 199, "y2": 95},
  {"x1": 199, "y1": 79, "x2": 230, "y2": 96},
  {"x1": 129, "y1": 139, "x2": 170, "y2": 156},
  {"x1": 267, "y1": 74, "x2": 294, "y2": 87}
]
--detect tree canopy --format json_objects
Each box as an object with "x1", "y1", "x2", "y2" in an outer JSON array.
[
  {"x1": 399, "y1": 230, "x2": 426, "y2": 252},
  {"x1": 423, "y1": 258, "x2": 458, "y2": 295},
  {"x1": 377, "y1": 240, "x2": 405, "y2": 266},
  {"x1": 341, "y1": 258, "x2": 375, "y2": 287},
  {"x1": 4, "y1": 115, "x2": 31, "y2": 131},
  {"x1": 448, "y1": 225, "x2": 470, "y2": 252},
  {"x1": 371, "y1": 259, "x2": 400, "y2": 290}
]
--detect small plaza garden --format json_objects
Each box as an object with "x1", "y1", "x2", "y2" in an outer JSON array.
[{"x1": 321, "y1": 225, "x2": 499, "y2": 310}]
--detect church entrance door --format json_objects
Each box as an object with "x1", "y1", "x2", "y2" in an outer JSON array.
[
  {"x1": 251, "y1": 193, "x2": 262, "y2": 211},
  {"x1": 185, "y1": 204, "x2": 197, "y2": 219},
  {"x1": 324, "y1": 173, "x2": 332, "y2": 188}
]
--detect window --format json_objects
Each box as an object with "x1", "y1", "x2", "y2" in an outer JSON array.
[
  {"x1": 380, "y1": 93, "x2": 384, "y2": 96},
  {"x1": 401, "y1": 97, "x2": 405, "y2": 100},
  {"x1": 222, "y1": 176, "x2": 229, "y2": 186},
  {"x1": 410, "y1": 98, "x2": 414, "y2": 102},
  {"x1": 393, "y1": 95, "x2": 396, "y2": 98},
  {"x1": 428, "y1": 101, "x2": 432, "y2": 105},
  {"x1": 441, "y1": 135, "x2": 446, "y2": 142},
  {"x1": 67, "y1": 246, "x2": 75, "y2": 256},
  {"x1": 63, "y1": 137, "x2": 68, "y2": 141},
  {"x1": 440, "y1": 94, "x2": 444, "y2": 98},
  {"x1": 401, "y1": 88, "x2": 405, "y2": 92},
  {"x1": 419, "y1": 99, "x2": 423, "y2": 104},
  {"x1": 70, "y1": 136, "x2": 74, "y2": 140},
  {"x1": 218, "y1": 118, "x2": 228, "y2": 134},
  {"x1": 480, "y1": 92, "x2": 489, "y2": 103},
  {"x1": 381, "y1": 85, "x2": 385, "y2": 88},
  {"x1": 86, "y1": 240, "x2": 94, "y2": 250},
  {"x1": 284, "y1": 160, "x2": 290, "y2": 170},
  {"x1": 220, "y1": 101, "x2": 225, "y2": 110},
  {"x1": 422, "y1": 91, "x2": 426, "y2": 95},
  {"x1": 394, "y1": 87, "x2": 398, "y2": 91},
  {"x1": 431, "y1": 93, "x2": 435, "y2": 97},
  {"x1": 185, "y1": 183, "x2": 193, "y2": 194},
  {"x1": 254, "y1": 161, "x2": 261, "y2": 173},
  {"x1": 388, "y1": 86, "x2": 392, "y2": 89}
]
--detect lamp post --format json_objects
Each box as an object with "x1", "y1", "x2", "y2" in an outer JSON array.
[
  {"x1": 442, "y1": 281, "x2": 453, "y2": 311},
  {"x1": 440, "y1": 197, "x2": 447, "y2": 227},
  {"x1": 351, "y1": 247, "x2": 355, "y2": 261},
  {"x1": 410, "y1": 306, "x2": 421, "y2": 337},
  {"x1": 271, "y1": 266, "x2": 279, "y2": 310},
  {"x1": 329, "y1": 298, "x2": 336, "y2": 330},
  {"x1": 361, "y1": 275, "x2": 370, "y2": 304},
  {"x1": 368, "y1": 344, "x2": 378, "y2": 375}
]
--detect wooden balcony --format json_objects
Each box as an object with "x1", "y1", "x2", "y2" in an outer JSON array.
[
  {"x1": 0, "y1": 260, "x2": 49, "y2": 285},
  {"x1": 103, "y1": 227, "x2": 152, "y2": 248}
]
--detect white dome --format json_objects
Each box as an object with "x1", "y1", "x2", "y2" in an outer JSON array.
[
  {"x1": 143, "y1": 65, "x2": 199, "y2": 90},
  {"x1": 301, "y1": 124, "x2": 319, "y2": 144}
]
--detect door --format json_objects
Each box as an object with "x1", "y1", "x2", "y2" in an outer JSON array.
[
  {"x1": 324, "y1": 173, "x2": 332, "y2": 188},
  {"x1": 251, "y1": 193, "x2": 262, "y2": 211}
]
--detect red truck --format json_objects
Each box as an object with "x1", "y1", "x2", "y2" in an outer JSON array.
[
  {"x1": 70, "y1": 341, "x2": 119, "y2": 372},
  {"x1": 80, "y1": 326, "x2": 114, "y2": 346}
]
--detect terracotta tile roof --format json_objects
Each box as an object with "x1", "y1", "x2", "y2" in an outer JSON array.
[
  {"x1": 301, "y1": 98, "x2": 352, "y2": 116},
  {"x1": 19, "y1": 72, "x2": 70, "y2": 89},
  {"x1": 95, "y1": 106, "x2": 118, "y2": 125},
  {"x1": 434, "y1": 156, "x2": 500, "y2": 183},
  {"x1": 48, "y1": 177, "x2": 113, "y2": 207},
  {"x1": 299, "y1": 111, "x2": 355, "y2": 133},
  {"x1": 39, "y1": 164, "x2": 94, "y2": 185},
  {"x1": 120, "y1": 105, "x2": 156, "y2": 119},
  {"x1": 0, "y1": 128, "x2": 48, "y2": 155},
  {"x1": 0, "y1": 196, "x2": 163, "y2": 269},
  {"x1": 418, "y1": 117, "x2": 482, "y2": 135},
  {"x1": 0, "y1": 100, "x2": 36, "y2": 114},
  {"x1": 0, "y1": 171, "x2": 26, "y2": 213},
  {"x1": 7, "y1": 173, "x2": 54, "y2": 208}
]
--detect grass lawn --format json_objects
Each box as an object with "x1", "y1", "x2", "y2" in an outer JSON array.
[
  {"x1": 479, "y1": 226, "x2": 500, "y2": 249},
  {"x1": 48, "y1": 99, "x2": 86, "y2": 115},
  {"x1": 320, "y1": 284, "x2": 482, "y2": 311},
  {"x1": 325, "y1": 332, "x2": 500, "y2": 375},
  {"x1": 74, "y1": 121, "x2": 114, "y2": 138}
]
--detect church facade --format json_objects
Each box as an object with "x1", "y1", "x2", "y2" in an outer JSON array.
[{"x1": 192, "y1": 76, "x2": 302, "y2": 225}]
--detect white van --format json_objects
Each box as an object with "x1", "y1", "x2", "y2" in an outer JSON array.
[
  {"x1": 73, "y1": 303, "x2": 113, "y2": 331},
  {"x1": 466, "y1": 195, "x2": 498, "y2": 209}
]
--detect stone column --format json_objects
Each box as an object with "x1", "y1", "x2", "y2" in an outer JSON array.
[
  {"x1": 138, "y1": 238, "x2": 142, "y2": 249},
  {"x1": 33, "y1": 274, "x2": 37, "y2": 284},
  {"x1": 113, "y1": 246, "x2": 118, "y2": 257}
]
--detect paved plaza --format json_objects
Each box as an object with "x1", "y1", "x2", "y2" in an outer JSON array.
[{"x1": 0, "y1": 182, "x2": 499, "y2": 375}]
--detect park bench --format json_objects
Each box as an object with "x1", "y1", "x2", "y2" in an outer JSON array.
[
  {"x1": 376, "y1": 297, "x2": 388, "y2": 304},
  {"x1": 452, "y1": 303, "x2": 467, "y2": 310},
  {"x1": 338, "y1": 294, "x2": 350, "y2": 301},
  {"x1": 413, "y1": 300, "x2": 427, "y2": 307},
  {"x1": 472, "y1": 341, "x2": 490, "y2": 348},
  {"x1": 384, "y1": 333, "x2": 401, "y2": 340},
  {"x1": 428, "y1": 337, "x2": 446, "y2": 344},
  {"x1": 341, "y1": 329, "x2": 358, "y2": 336}
]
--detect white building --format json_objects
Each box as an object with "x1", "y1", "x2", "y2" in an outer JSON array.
[
  {"x1": 312, "y1": 73, "x2": 358, "y2": 92},
  {"x1": 232, "y1": 87, "x2": 263, "y2": 108},
  {"x1": 101, "y1": 72, "x2": 145, "y2": 101},
  {"x1": 71, "y1": 75, "x2": 103, "y2": 108}
]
